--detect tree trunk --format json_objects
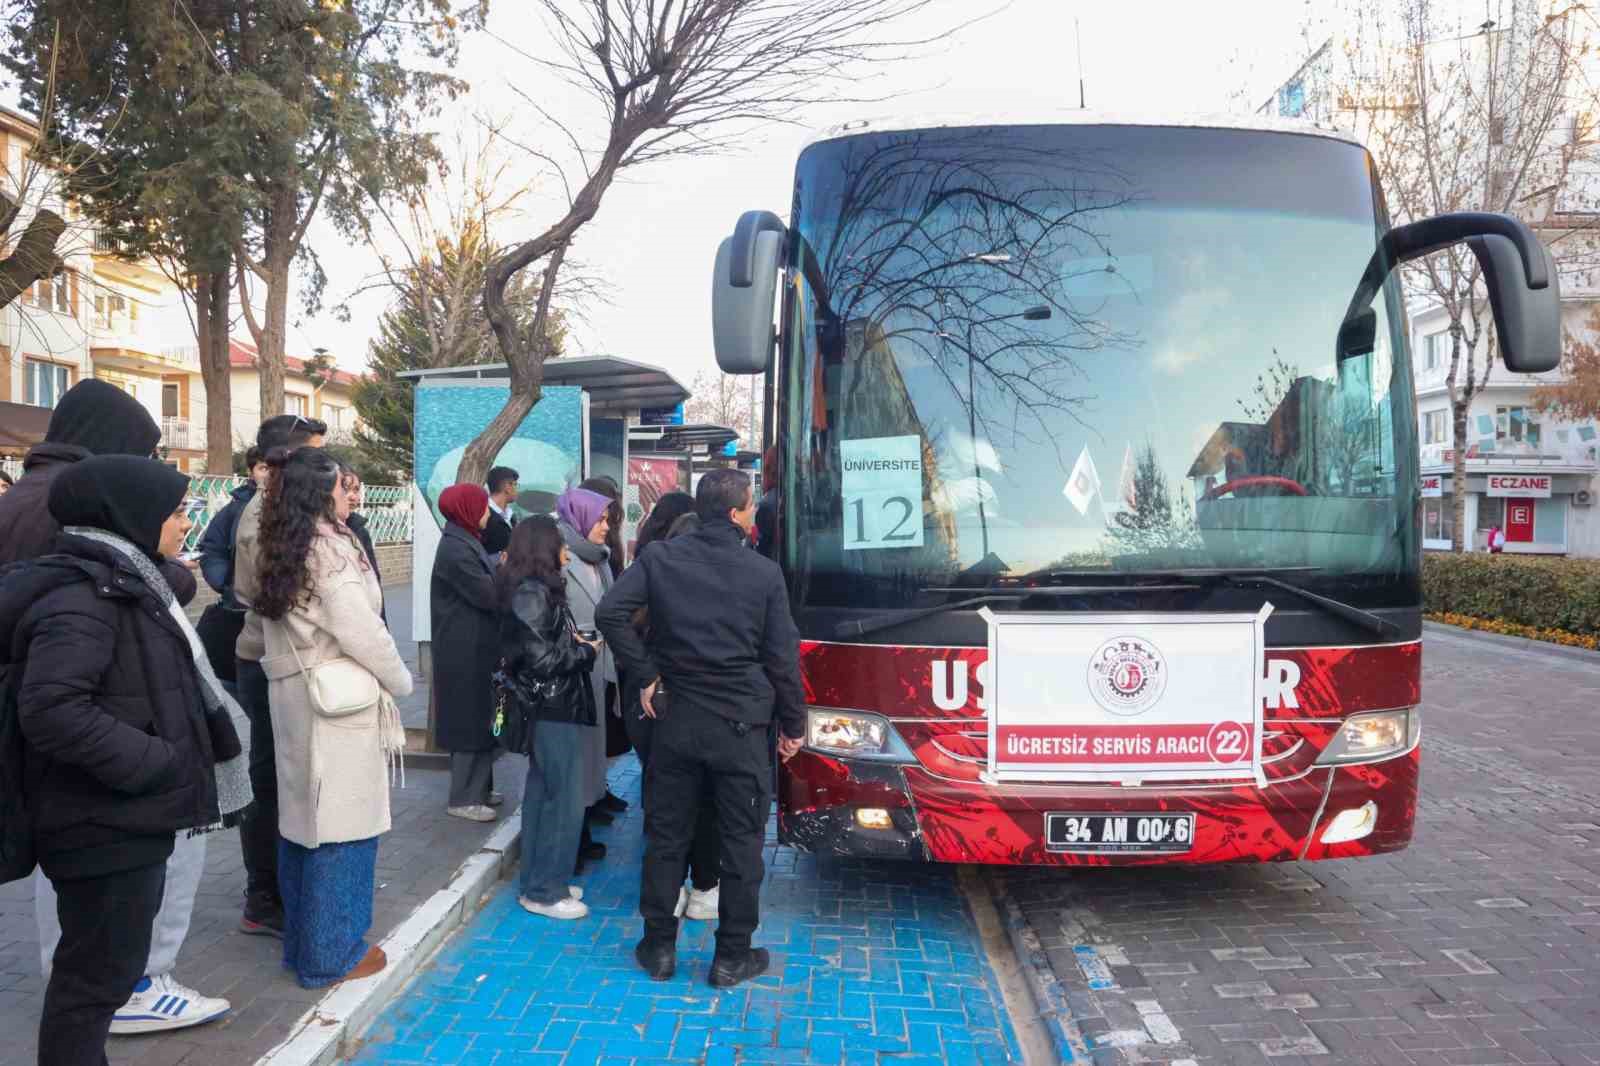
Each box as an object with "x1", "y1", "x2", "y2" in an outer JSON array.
[
  {"x1": 1450, "y1": 402, "x2": 1470, "y2": 552},
  {"x1": 460, "y1": 238, "x2": 571, "y2": 486},
  {"x1": 196, "y1": 269, "x2": 234, "y2": 473},
  {"x1": 256, "y1": 183, "x2": 297, "y2": 419}
]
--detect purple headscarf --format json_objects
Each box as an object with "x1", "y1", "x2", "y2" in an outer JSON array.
[{"x1": 557, "y1": 486, "x2": 611, "y2": 539}]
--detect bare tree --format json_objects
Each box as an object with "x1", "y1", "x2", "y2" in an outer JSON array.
[
  {"x1": 684, "y1": 368, "x2": 758, "y2": 440},
  {"x1": 1341, "y1": 0, "x2": 1592, "y2": 550},
  {"x1": 458, "y1": 0, "x2": 951, "y2": 485},
  {"x1": 0, "y1": 45, "x2": 79, "y2": 316}
]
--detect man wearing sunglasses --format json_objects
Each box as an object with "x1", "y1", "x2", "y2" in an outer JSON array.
[{"x1": 0, "y1": 380, "x2": 233, "y2": 1035}]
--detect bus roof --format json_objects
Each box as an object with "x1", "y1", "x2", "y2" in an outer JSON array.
[{"x1": 800, "y1": 111, "x2": 1367, "y2": 153}]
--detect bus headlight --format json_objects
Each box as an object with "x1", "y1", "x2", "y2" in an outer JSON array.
[
  {"x1": 806, "y1": 708, "x2": 915, "y2": 762},
  {"x1": 1315, "y1": 708, "x2": 1419, "y2": 766}
]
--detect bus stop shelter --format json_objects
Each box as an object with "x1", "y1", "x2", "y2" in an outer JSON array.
[{"x1": 398, "y1": 355, "x2": 689, "y2": 749}]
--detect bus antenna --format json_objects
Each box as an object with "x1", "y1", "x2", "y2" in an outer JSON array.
[{"x1": 1075, "y1": 18, "x2": 1086, "y2": 109}]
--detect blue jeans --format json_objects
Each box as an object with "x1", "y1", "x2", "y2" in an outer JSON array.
[{"x1": 519, "y1": 721, "x2": 586, "y2": 904}]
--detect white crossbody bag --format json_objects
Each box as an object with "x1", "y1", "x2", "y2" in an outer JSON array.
[{"x1": 276, "y1": 621, "x2": 380, "y2": 718}]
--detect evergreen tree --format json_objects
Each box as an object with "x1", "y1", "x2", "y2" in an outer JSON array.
[{"x1": 1107, "y1": 444, "x2": 1201, "y2": 561}]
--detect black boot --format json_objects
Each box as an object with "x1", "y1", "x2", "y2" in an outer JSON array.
[
  {"x1": 709, "y1": 947, "x2": 771, "y2": 988},
  {"x1": 635, "y1": 936, "x2": 677, "y2": 981}
]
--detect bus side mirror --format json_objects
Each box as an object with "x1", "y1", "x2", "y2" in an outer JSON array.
[
  {"x1": 1343, "y1": 211, "x2": 1562, "y2": 375},
  {"x1": 1336, "y1": 309, "x2": 1376, "y2": 361},
  {"x1": 713, "y1": 210, "x2": 786, "y2": 375},
  {"x1": 1467, "y1": 232, "x2": 1561, "y2": 373}
]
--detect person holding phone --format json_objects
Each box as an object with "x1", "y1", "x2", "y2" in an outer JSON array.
[{"x1": 497, "y1": 516, "x2": 601, "y2": 919}]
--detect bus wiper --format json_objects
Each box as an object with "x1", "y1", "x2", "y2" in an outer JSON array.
[
  {"x1": 1210, "y1": 573, "x2": 1401, "y2": 639},
  {"x1": 834, "y1": 584, "x2": 1197, "y2": 640},
  {"x1": 1029, "y1": 568, "x2": 1398, "y2": 639}
]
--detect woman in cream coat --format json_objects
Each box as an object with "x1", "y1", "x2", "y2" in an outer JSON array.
[{"x1": 254, "y1": 448, "x2": 412, "y2": 989}]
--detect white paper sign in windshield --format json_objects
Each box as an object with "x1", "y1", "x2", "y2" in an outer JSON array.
[
  {"x1": 983, "y1": 607, "x2": 1271, "y2": 785},
  {"x1": 841, "y1": 435, "x2": 924, "y2": 551}
]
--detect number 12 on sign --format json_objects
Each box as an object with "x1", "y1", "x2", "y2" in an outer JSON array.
[{"x1": 840, "y1": 435, "x2": 925, "y2": 551}]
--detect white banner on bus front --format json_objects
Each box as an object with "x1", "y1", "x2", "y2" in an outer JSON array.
[{"x1": 982, "y1": 605, "x2": 1273, "y2": 786}]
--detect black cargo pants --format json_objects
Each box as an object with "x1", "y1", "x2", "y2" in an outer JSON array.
[{"x1": 639, "y1": 702, "x2": 771, "y2": 956}]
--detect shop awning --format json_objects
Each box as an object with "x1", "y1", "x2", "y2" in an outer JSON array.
[
  {"x1": 0, "y1": 401, "x2": 51, "y2": 456},
  {"x1": 397, "y1": 355, "x2": 689, "y2": 413}
]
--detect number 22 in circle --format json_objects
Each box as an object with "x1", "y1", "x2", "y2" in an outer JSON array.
[{"x1": 849, "y1": 495, "x2": 919, "y2": 546}]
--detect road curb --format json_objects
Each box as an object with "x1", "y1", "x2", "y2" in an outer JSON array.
[
  {"x1": 989, "y1": 873, "x2": 1084, "y2": 1064},
  {"x1": 253, "y1": 814, "x2": 522, "y2": 1066},
  {"x1": 1423, "y1": 619, "x2": 1600, "y2": 664}
]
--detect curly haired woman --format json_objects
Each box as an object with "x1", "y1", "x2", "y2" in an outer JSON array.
[{"x1": 254, "y1": 448, "x2": 413, "y2": 988}]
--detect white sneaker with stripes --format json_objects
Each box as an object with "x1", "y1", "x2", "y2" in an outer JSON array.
[{"x1": 109, "y1": 973, "x2": 230, "y2": 1034}]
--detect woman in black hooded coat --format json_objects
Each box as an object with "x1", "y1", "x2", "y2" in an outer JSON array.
[{"x1": 0, "y1": 456, "x2": 247, "y2": 1066}]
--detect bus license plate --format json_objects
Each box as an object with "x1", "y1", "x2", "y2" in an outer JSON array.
[{"x1": 1044, "y1": 812, "x2": 1195, "y2": 854}]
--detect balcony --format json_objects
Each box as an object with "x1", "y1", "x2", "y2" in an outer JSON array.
[{"x1": 161, "y1": 418, "x2": 205, "y2": 452}]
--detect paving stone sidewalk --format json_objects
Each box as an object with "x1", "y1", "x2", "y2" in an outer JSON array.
[
  {"x1": 353, "y1": 758, "x2": 1025, "y2": 1066},
  {"x1": 0, "y1": 582, "x2": 525, "y2": 1066},
  {"x1": 1002, "y1": 628, "x2": 1600, "y2": 1066}
]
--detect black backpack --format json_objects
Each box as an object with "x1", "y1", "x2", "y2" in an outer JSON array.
[{"x1": 0, "y1": 558, "x2": 93, "y2": 884}]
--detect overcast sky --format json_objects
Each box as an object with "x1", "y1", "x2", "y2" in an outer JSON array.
[{"x1": 275, "y1": 0, "x2": 1320, "y2": 386}]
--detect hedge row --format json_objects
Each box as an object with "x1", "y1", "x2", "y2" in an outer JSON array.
[{"x1": 1422, "y1": 552, "x2": 1600, "y2": 636}]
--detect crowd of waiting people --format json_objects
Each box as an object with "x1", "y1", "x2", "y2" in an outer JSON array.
[{"x1": 0, "y1": 379, "x2": 806, "y2": 1065}]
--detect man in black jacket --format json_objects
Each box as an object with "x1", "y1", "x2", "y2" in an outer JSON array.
[{"x1": 596, "y1": 468, "x2": 805, "y2": 988}]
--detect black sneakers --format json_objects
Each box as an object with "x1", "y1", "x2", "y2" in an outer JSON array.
[
  {"x1": 240, "y1": 894, "x2": 285, "y2": 939},
  {"x1": 709, "y1": 948, "x2": 770, "y2": 988},
  {"x1": 634, "y1": 937, "x2": 677, "y2": 981}
]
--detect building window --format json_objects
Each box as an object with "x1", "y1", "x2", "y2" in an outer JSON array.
[
  {"x1": 53, "y1": 273, "x2": 70, "y2": 315},
  {"x1": 1278, "y1": 79, "x2": 1305, "y2": 118},
  {"x1": 162, "y1": 382, "x2": 180, "y2": 419},
  {"x1": 24, "y1": 360, "x2": 70, "y2": 408},
  {"x1": 1424, "y1": 331, "x2": 1446, "y2": 370},
  {"x1": 1478, "y1": 496, "x2": 1505, "y2": 532},
  {"x1": 1495, "y1": 405, "x2": 1541, "y2": 446},
  {"x1": 1422, "y1": 497, "x2": 1453, "y2": 543},
  {"x1": 1422, "y1": 409, "x2": 1449, "y2": 445},
  {"x1": 286, "y1": 393, "x2": 309, "y2": 417},
  {"x1": 322, "y1": 403, "x2": 346, "y2": 432}
]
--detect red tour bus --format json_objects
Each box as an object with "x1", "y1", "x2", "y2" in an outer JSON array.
[{"x1": 710, "y1": 114, "x2": 1560, "y2": 865}]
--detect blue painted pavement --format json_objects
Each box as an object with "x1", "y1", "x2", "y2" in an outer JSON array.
[{"x1": 354, "y1": 757, "x2": 1023, "y2": 1065}]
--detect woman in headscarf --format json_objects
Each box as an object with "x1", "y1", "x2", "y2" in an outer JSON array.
[
  {"x1": 431, "y1": 483, "x2": 503, "y2": 822},
  {"x1": 1, "y1": 456, "x2": 251, "y2": 1065},
  {"x1": 254, "y1": 448, "x2": 412, "y2": 990},
  {"x1": 579, "y1": 477, "x2": 632, "y2": 799},
  {"x1": 555, "y1": 486, "x2": 615, "y2": 867}
]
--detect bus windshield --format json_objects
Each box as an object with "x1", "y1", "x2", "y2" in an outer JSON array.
[{"x1": 781, "y1": 123, "x2": 1417, "y2": 613}]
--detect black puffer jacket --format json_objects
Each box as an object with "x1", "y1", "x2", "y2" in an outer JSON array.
[
  {"x1": 499, "y1": 578, "x2": 598, "y2": 726},
  {"x1": 0, "y1": 534, "x2": 223, "y2": 878}
]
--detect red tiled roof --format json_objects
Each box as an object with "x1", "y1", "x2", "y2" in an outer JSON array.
[{"x1": 228, "y1": 338, "x2": 362, "y2": 387}]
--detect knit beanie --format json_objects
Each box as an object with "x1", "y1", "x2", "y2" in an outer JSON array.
[
  {"x1": 44, "y1": 379, "x2": 162, "y2": 457},
  {"x1": 48, "y1": 455, "x2": 189, "y2": 556}
]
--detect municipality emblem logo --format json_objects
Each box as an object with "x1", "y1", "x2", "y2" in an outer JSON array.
[{"x1": 1087, "y1": 636, "x2": 1167, "y2": 716}]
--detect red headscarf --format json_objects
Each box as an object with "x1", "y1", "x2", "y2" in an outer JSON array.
[{"x1": 439, "y1": 483, "x2": 490, "y2": 541}]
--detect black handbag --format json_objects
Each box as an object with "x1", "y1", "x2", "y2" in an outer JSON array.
[{"x1": 491, "y1": 660, "x2": 557, "y2": 756}]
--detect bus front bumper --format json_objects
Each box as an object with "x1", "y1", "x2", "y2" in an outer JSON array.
[{"x1": 776, "y1": 748, "x2": 1418, "y2": 866}]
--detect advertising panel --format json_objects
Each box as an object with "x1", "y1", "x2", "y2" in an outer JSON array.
[
  {"x1": 984, "y1": 607, "x2": 1272, "y2": 785},
  {"x1": 411, "y1": 383, "x2": 585, "y2": 642}
]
